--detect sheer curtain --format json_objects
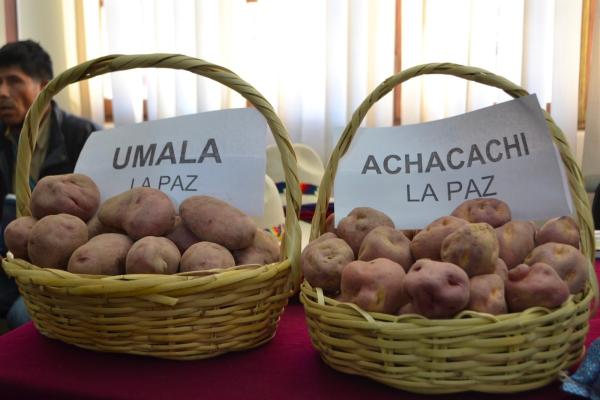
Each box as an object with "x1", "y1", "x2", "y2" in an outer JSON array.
[{"x1": 13, "y1": 0, "x2": 584, "y2": 163}]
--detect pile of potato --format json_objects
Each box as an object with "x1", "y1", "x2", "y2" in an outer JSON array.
[
  {"x1": 302, "y1": 198, "x2": 588, "y2": 318},
  {"x1": 4, "y1": 173, "x2": 281, "y2": 275}
]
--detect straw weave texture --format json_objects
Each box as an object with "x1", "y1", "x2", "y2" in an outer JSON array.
[
  {"x1": 2, "y1": 53, "x2": 301, "y2": 360},
  {"x1": 300, "y1": 63, "x2": 598, "y2": 393}
]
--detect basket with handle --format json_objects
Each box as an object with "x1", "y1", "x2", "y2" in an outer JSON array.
[
  {"x1": 300, "y1": 62, "x2": 598, "y2": 393},
  {"x1": 1, "y1": 53, "x2": 302, "y2": 360}
]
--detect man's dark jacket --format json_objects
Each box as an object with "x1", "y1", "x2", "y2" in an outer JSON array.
[{"x1": 0, "y1": 101, "x2": 101, "y2": 220}]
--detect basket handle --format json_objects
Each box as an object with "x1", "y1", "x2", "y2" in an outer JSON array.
[
  {"x1": 311, "y1": 62, "x2": 597, "y2": 300},
  {"x1": 15, "y1": 53, "x2": 302, "y2": 289}
]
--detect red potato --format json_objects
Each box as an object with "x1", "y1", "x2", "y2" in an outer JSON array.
[
  {"x1": 28, "y1": 214, "x2": 88, "y2": 269},
  {"x1": 358, "y1": 226, "x2": 413, "y2": 271},
  {"x1": 493, "y1": 258, "x2": 509, "y2": 285},
  {"x1": 233, "y1": 229, "x2": 280, "y2": 265},
  {"x1": 506, "y1": 263, "x2": 570, "y2": 312},
  {"x1": 180, "y1": 195, "x2": 257, "y2": 250},
  {"x1": 180, "y1": 242, "x2": 235, "y2": 272},
  {"x1": 339, "y1": 258, "x2": 406, "y2": 314},
  {"x1": 68, "y1": 233, "x2": 133, "y2": 275},
  {"x1": 495, "y1": 220, "x2": 536, "y2": 269},
  {"x1": 165, "y1": 216, "x2": 200, "y2": 253},
  {"x1": 30, "y1": 173, "x2": 100, "y2": 221},
  {"x1": 98, "y1": 187, "x2": 176, "y2": 240},
  {"x1": 440, "y1": 223, "x2": 499, "y2": 277},
  {"x1": 451, "y1": 198, "x2": 511, "y2": 228},
  {"x1": 3, "y1": 216, "x2": 37, "y2": 259},
  {"x1": 325, "y1": 213, "x2": 336, "y2": 234},
  {"x1": 524, "y1": 242, "x2": 588, "y2": 294},
  {"x1": 535, "y1": 216, "x2": 580, "y2": 249},
  {"x1": 87, "y1": 215, "x2": 123, "y2": 238},
  {"x1": 403, "y1": 259, "x2": 470, "y2": 319},
  {"x1": 336, "y1": 207, "x2": 394, "y2": 257},
  {"x1": 301, "y1": 237, "x2": 354, "y2": 294},
  {"x1": 467, "y1": 274, "x2": 507, "y2": 315},
  {"x1": 125, "y1": 236, "x2": 181, "y2": 274},
  {"x1": 410, "y1": 216, "x2": 467, "y2": 261}
]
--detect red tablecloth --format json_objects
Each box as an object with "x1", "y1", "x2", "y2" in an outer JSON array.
[{"x1": 1, "y1": 265, "x2": 598, "y2": 400}]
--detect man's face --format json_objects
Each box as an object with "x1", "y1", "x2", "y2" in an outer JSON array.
[{"x1": 0, "y1": 66, "x2": 46, "y2": 127}]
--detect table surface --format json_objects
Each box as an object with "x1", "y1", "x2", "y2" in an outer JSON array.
[{"x1": 1, "y1": 266, "x2": 598, "y2": 400}]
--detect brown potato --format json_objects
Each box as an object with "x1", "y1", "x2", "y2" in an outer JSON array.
[
  {"x1": 339, "y1": 258, "x2": 406, "y2": 314},
  {"x1": 30, "y1": 173, "x2": 100, "y2": 221},
  {"x1": 404, "y1": 259, "x2": 470, "y2": 319},
  {"x1": 524, "y1": 242, "x2": 588, "y2": 294},
  {"x1": 336, "y1": 207, "x2": 394, "y2": 257},
  {"x1": 410, "y1": 216, "x2": 467, "y2": 260},
  {"x1": 468, "y1": 274, "x2": 507, "y2": 315},
  {"x1": 165, "y1": 216, "x2": 199, "y2": 253},
  {"x1": 451, "y1": 198, "x2": 511, "y2": 227},
  {"x1": 401, "y1": 229, "x2": 419, "y2": 241},
  {"x1": 536, "y1": 216, "x2": 580, "y2": 249},
  {"x1": 180, "y1": 242, "x2": 235, "y2": 272},
  {"x1": 358, "y1": 226, "x2": 413, "y2": 271},
  {"x1": 28, "y1": 214, "x2": 88, "y2": 269},
  {"x1": 506, "y1": 263, "x2": 570, "y2": 312},
  {"x1": 68, "y1": 233, "x2": 133, "y2": 275},
  {"x1": 98, "y1": 187, "x2": 176, "y2": 240},
  {"x1": 495, "y1": 220, "x2": 536, "y2": 269},
  {"x1": 233, "y1": 229, "x2": 280, "y2": 265},
  {"x1": 125, "y1": 236, "x2": 180, "y2": 274},
  {"x1": 4, "y1": 216, "x2": 37, "y2": 259},
  {"x1": 301, "y1": 237, "x2": 354, "y2": 294},
  {"x1": 180, "y1": 195, "x2": 256, "y2": 250},
  {"x1": 87, "y1": 215, "x2": 123, "y2": 238},
  {"x1": 441, "y1": 223, "x2": 499, "y2": 277}
]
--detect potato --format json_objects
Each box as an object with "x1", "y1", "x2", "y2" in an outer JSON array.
[
  {"x1": 233, "y1": 229, "x2": 280, "y2": 265},
  {"x1": 410, "y1": 216, "x2": 467, "y2": 260},
  {"x1": 68, "y1": 233, "x2": 133, "y2": 275},
  {"x1": 4, "y1": 216, "x2": 37, "y2": 259},
  {"x1": 98, "y1": 187, "x2": 176, "y2": 240},
  {"x1": 401, "y1": 229, "x2": 419, "y2": 241},
  {"x1": 358, "y1": 226, "x2": 413, "y2": 271},
  {"x1": 165, "y1": 216, "x2": 199, "y2": 253},
  {"x1": 506, "y1": 263, "x2": 570, "y2": 312},
  {"x1": 125, "y1": 236, "x2": 180, "y2": 274},
  {"x1": 524, "y1": 242, "x2": 588, "y2": 294},
  {"x1": 451, "y1": 198, "x2": 511, "y2": 227},
  {"x1": 336, "y1": 207, "x2": 394, "y2": 257},
  {"x1": 493, "y1": 258, "x2": 509, "y2": 284},
  {"x1": 28, "y1": 214, "x2": 88, "y2": 269},
  {"x1": 325, "y1": 213, "x2": 336, "y2": 234},
  {"x1": 397, "y1": 302, "x2": 416, "y2": 315},
  {"x1": 403, "y1": 259, "x2": 470, "y2": 319},
  {"x1": 180, "y1": 195, "x2": 256, "y2": 250},
  {"x1": 180, "y1": 242, "x2": 235, "y2": 272},
  {"x1": 339, "y1": 258, "x2": 406, "y2": 314},
  {"x1": 467, "y1": 274, "x2": 507, "y2": 315},
  {"x1": 30, "y1": 173, "x2": 100, "y2": 221},
  {"x1": 87, "y1": 215, "x2": 123, "y2": 238},
  {"x1": 301, "y1": 237, "x2": 354, "y2": 294},
  {"x1": 536, "y1": 216, "x2": 580, "y2": 249},
  {"x1": 495, "y1": 220, "x2": 536, "y2": 269},
  {"x1": 441, "y1": 223, "x2": 499, "y2": 277}
]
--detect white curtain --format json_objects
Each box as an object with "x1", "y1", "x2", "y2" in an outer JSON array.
[
  {"x1": 401, "y1": 0, "x2": 582, "y2": 154},
  {"x1": 14, "y1": 0, "x2": 584, "y2": 164}
]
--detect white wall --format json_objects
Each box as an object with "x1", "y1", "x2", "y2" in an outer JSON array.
[{"x1": 0, "y1": 3, "x2": 6, "y2": 45}]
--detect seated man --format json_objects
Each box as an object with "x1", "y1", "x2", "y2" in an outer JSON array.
[{"x1": 0, "y1": 40, "x2": 101, "y2": 329}]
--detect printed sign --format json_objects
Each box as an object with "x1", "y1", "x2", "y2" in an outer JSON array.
[
  {"x1": 334, "y1": 95, "x2": 573, "y2": 228},
  {"x1": 75, "y1": 108, "x2": 266, "y2": 216}
]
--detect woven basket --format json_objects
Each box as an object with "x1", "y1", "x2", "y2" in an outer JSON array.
[
  {"x1": 1, "y1": 53, "x2": 302, "y2": 360},
  {"x1": 300, "y1": 63, "x2": 599, "y2": 393}
]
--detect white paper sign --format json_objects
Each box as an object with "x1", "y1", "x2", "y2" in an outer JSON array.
[
  {"x1": 75, "y1": 108, "x2": 266, "y2": 216},
  {"x1": 335, "y1": 95, "x2": 573, "y2": 228}
]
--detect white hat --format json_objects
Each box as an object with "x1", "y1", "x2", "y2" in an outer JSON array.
[
  {"x1": 252, "y1": 175, "x2": 285, "y2": 241},
  {"x1": 266, "y1": 143, "x2": 333, "y2": 249}
]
